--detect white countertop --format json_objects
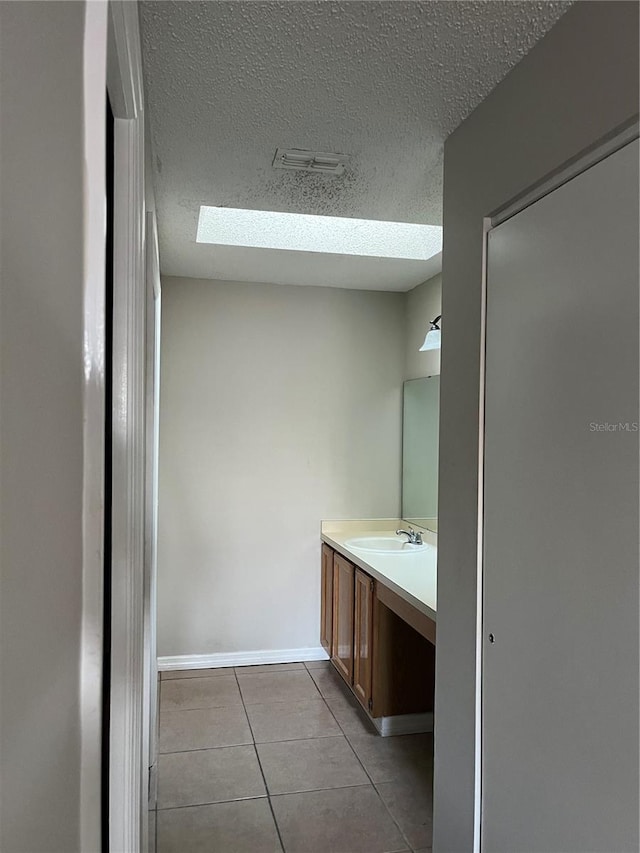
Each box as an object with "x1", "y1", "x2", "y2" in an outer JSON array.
[{"x1": 321, "y1": 519, "x2": 437, "y2": 622}]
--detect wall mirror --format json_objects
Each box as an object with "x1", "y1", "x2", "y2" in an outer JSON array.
[{"x1": 402, "y1": 376, "x2": 440, "y2": 532}]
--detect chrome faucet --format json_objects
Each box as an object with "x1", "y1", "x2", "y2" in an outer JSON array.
[{"x1": 396, "y1": 526, "x2": 423, "y2": 545}]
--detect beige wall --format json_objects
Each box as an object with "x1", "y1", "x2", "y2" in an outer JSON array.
[
  {"x1": 435, "y1": 3, "x2": 639, "y2": 849},
  {"x1": 0, "y1": 3, "x2": 87, "y2": 850},
  {"x1": 158, "y1": 277, "x2": 405, "y2": 657},
  {"x1": 404, "y1": 274, "x2": 441, "y2": 380}
]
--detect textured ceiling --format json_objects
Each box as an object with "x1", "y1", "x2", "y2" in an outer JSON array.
[{"x1": 140, "y1": 0, "x2": 571, "y2": 285}]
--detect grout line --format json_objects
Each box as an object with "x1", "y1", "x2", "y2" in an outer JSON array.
[
  {"x1": 253, "y1": 733, "x2": 347, "y2": 748},
  {"x1": 242, "y1": 699, "x2": 323, "y2": 708},
  {"x1": 161, "y1": 670, "x2": 235, "y2": 681},
  {"x1": 156, "y1": 781, "x2": 403, "y2": 811},
  {"x1": 254, "y1": 732, "x2": 343, "y2": 745},
  {"x1": 157, "y1": 794, "x2": 269, "y2": 812},
  {"x1": 235, "y1": 668, "x2": 287, "y2": 853},
  {"x1": 266, "y1": 795, "x2": 287, "y2": 853},
  {"x1": 158, "y1": 742, "x2": 255, "y2": 757},
  {"x1": 304, "y1": 660, "x2": 329, "y2": 672},
  {"x1": 233, "y1": 696, "x2": 331, "y2": 710},
  {"x1": 318, "y1": 694, "x2": 361, "y2": 737},
  {"x1": 307, "y1": 672, "x2": 326, "y2": 700},
  {"x1": 160, "y1": 701, "x2": 244, "y2": 713},
  {"x1": 233, "y1": 667, "x2": 258, "y2": 755},
  {"x1": 236, "y1": 667, "x2": 310, "y2": 680},
  {"x1": 234, "y1": 664, "x2": 307, "y2": 675},
  {"x1": 252, "y1": 747, "x2": 288, "y2": 853},
  {"x1": 162, "y1": 663, "x2": 313, "y2": 680},
  {"x1": 312, "y1": 673, "x2": 376, "y2": 736},
  {"x1": 372, "y1": 779, "x2": 431, "y2": 853},
  {"x1": 159, "y1": 728, "x2": 348, "y2": 753},
  {"x1": 268, "y1": 782, "x2": 376, "y2": 800},
  {"x1": 234, "y1": 665, "x2": 255, "y2": 744}
]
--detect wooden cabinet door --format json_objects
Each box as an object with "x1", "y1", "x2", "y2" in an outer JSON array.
[
  {"x1": 353, "y1": 568, "x2": 374, "y2": 710},
  {"x1": 320, "y1": 544, "x2": 334, "y2": 654},
  {"x1": 331, "y1": 553, "x2": 354, "y2": 684}
]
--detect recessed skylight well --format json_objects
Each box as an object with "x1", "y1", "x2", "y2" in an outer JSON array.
[{"x1": 196, "y1": 206, "x2": 442, "y2": 261}]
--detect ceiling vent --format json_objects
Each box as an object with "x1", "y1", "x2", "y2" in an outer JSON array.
[{"x1": 272, "y1": 147, "x2": 348, "y2": 176}]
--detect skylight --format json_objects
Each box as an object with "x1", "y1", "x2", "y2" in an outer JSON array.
[{"x1": 196, "y1": 206, "x2": 442, "y2": 261}]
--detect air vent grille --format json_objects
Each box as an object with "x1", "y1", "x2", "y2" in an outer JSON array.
[{"x1": 272, "y1": 147, "x2": 348, "y2": 176}]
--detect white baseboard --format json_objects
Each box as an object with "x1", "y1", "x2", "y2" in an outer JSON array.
[
  {"x1": 372, "y1": 711, "x2": 434, "y2": 737},
  {"x1": 158, "y1": 646, "x2": 329, "y2": 671}
]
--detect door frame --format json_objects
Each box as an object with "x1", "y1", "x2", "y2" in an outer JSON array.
[
  {"x1": 474, "y1": 117, "x2": 640, "y2": 852},
  {"x1": 107, "y1": 2, "x2": 148, "y2": 850},
  {"x1": 80, "y1": 3, "x2": 109, "y2": 851},
  {"x1": 143, "y1": 210, "x2": 161, "y2": 808}
]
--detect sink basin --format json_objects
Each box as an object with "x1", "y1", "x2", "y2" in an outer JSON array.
[{"x1": 344, "y1": 535, "x2": 427, "y2": 554}]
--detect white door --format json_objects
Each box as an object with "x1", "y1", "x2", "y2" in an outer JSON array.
[{"x1": 482, "y1": 138, "x2": 639, "y2": 852}]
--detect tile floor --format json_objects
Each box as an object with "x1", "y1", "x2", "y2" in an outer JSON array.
[{"x1": 151, "y1": 660, "x2": 433, "y2": 853}]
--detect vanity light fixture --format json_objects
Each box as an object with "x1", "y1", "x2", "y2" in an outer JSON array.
[{"x1": 419, "y1": 315, "x2": 441, "y2": 351}]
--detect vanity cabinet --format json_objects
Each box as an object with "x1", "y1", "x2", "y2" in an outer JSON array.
[
  {"x1": 331, "y1": 552, "x2": 355, "y2": 684},
  {"x1": 353, "y1": 568, "x2": 374, "y2": 710},
  {"x1": 321, "y1": 544, "x2": 435, "y2": 729},
  {"x1": 320, "y1": 544, "x2": 334, "y2": 654}
]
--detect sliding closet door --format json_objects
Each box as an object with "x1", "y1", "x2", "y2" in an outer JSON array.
[{"x1": 482, "y1": 139, "x2": 639, "y2": 852}]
